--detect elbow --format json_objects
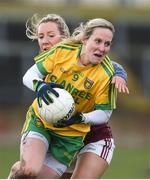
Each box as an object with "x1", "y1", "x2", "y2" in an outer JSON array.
[{"x1": 22, "y1": 72, "x2": 28, "y2": 86}]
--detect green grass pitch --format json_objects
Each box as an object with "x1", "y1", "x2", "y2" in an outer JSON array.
[{"x1": 0, "y1": 143, "x2": 149, "y2": 178}]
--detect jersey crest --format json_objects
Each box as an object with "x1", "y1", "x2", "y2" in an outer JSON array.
[{"x1": 84, "y1": 78, "x2": 94, "y2": 89}]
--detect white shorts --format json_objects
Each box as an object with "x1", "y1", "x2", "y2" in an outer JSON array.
[
  {"x1": 21, "y1": 131, "x2": 68, "y2": 176},
  {"x1": 44, "y1": 152, "x2": 67, "y2": 176},
  {"x1": 66, "y1": 138, "x2": 115, "y2": 173},
  {"x1": 22, "y1": 132, "x2": 115, "y2": 175}
]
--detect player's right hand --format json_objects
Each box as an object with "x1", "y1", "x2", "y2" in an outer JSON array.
[
  {"x1": 53, "y1": 112, "x2": 85, "y2": 128},
  {"x1": 35, "y1": 81, "x2": 63, "y2": 107}
]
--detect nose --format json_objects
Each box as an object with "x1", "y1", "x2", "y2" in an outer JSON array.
[
  {"x1": 98, "y1": 44, "x2": 105, "y2": 52},
  {"x1": 42, "y1": 36, "x2": 53, "y2": 50},
  {"x1": 42, "y1": 36, "x2": 49, "y2": 44}
]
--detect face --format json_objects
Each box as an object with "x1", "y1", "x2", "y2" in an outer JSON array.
[
  {"x1": 37, "y1": 22, "x2": 62, "y2": 51},
  {"x1": 81, "y1": 27, "x2": 113, "y2": 65}
]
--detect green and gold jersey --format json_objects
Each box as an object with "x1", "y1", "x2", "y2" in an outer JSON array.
[{"x1": 32, "y1": 43, "x2": 117, "y2": 136}]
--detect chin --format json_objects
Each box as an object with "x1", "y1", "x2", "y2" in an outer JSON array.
[{"x1": 93, "y1": 59, "x2": 101, "y2": 64}]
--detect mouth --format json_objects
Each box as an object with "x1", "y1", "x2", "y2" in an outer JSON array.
[
  {"x1": 93, "y1": 53, "x2": 103, "y2": 59},
  {"x1": 43, "y1": 45, "x2": 51, "y2": 51},
  {"x1": 43, "y1": 47, "x2": 49, "y2": 51}
]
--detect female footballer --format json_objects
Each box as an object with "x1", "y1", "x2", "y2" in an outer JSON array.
[{"x1": 8, "y1": 14, "x2": 129, "y2": 179}]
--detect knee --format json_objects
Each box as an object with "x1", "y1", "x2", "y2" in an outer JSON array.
[
  {"x1": 19, "y1": 160, "x2": 38, "y2": 178},
  {"x1": 8, "y1": 161, "x2": 20, "y2": 179},
  {"x1": 11, "y1": 161, "x2": 20, "y2": 171},
  {"x1": 9, "y1": 160, "x2": 38, "y2": 179}
]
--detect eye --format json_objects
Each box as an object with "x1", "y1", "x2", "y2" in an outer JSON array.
[
  {"x1": 49, "y1": 34, "x2": 55, "y2": 38},
  {"x1": 105, "y1": 41, "x2": 111, "y2": 47},
  {"x1": 39, "y1": 36, "x2": 43, "y2": 39},
  {"x1": 38, "y1": 35, "x2": 44, "y2": 39},
  {"x1": 95, "y1": 39, "x2": 101, "y2": 44}
]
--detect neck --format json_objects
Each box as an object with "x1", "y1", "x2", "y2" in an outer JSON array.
[
  {"x1": 78, "y1": 58, "x2": 86, "y2": 67},
  {"x1": 78, "y1": 54, "x2": 91, "y2": 67}
]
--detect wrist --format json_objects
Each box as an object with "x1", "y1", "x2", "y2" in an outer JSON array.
[
  {"x1": 79, "y1": 113, "x2": 86, "y2": 123},
  {"x1": 33, "y1": 80, "x2": 45, "y2": 92},
  {"x1": 115, "y1": 72, "x2": 127, "y2": 82}
]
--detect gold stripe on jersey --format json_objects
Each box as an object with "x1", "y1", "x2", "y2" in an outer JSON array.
[
  {"x1": 101, "y1": 56, "x2": 114, "y2": 78},
  {"x1": 111, "y1": 83, "x2": 117, "y2": 108},
  {"x1": 31, "y1": 43, "x2": 117, "y2": 137},
  {"x1": 35, "y1": 49, "x2": 55, "y2": 63},
  {"x1": 35, "y1": 43, "x2": 81, "y2": 64},
  {"x1": 95, "y1": 56, "x2": 116, "y2": 110}
]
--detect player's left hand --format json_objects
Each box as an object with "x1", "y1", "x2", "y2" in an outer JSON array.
[
  {"x1": 36, "y1": 81, "x2": 63, "y2": 107},
  {"x1": 53, "y1": 112, "x2": 85, "y2": 128},
  {"x1": 112, "y1": 76, "x2": 129, "y2": 94}
]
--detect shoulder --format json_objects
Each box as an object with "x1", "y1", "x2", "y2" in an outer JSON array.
[
  {"x1": 34, "y1": 46, "x2": 57, "y2": 62},
  {"x1": 34, "y1": 43, "x2": 81, "y2": 62},
  {"x1": 56, "y1": 42, "x2": 82, "y2": 51}
]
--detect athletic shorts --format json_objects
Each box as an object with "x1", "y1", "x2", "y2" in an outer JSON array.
[
  {"x1": 21, "y1": 106, "x2": 84, "y2": 175},
  {"x1": 65, "y1": 138, "x2": 115, "y2": 173}
]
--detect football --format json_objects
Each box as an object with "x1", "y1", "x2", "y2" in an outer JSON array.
[{"x1": 38, "y1": 88, "x2": 75, "y2": 124}]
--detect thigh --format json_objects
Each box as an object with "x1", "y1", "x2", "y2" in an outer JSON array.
[
  {"x1": 71, "y1": 138, "x2": 115, "y2": 179},
  {"x1": 20, "y1": 106, "x2": 50, "y2": 172},
  {"x1": 21, "y1": 134, "x2": 47, "y2": 172},
  {"x1": 79, "y1": 138, "x2": 115, "y2": 165},
  {"x1": 71, "y1": 152, "x2": 108, "y2": 179}
]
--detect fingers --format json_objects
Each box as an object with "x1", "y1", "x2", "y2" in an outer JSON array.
[
  {"x1": 112, "y1": 76, "x2": 129, "y2": 94},
  {"x1": 38, "y1": 93, "x2": 53, "y2": 107},
  {"x1": 124, "y1": 86, "x2": 129, "y2": 94},
  {"x1": 39, "y1": 94, "x2": 50, "y2": 106},
  {"x1": 38, "y1": 97, "x2": 42, "y2": 108},
  {"x1": 117, "y1": 83, "x2": 129, "y2": 94},
  {"x1": 44, "y1": 93, "x2": 54, "y2": 104},
  {"x1": 37, "y1": 83, "x2": 63, "y2": 107},
  {"x1": 53, "y1": 119, "x2": 67, "y2": 128},
  {"x1": 50, "y1": 89, "x2": 59, "y2": 97},
  {"x1": 115, "y1": 82, "x2": 129, "y2": 94}
]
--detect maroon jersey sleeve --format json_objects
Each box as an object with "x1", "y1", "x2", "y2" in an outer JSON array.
[{"x1": 84, "y1": 123, "x2": 113, "y2": 145}]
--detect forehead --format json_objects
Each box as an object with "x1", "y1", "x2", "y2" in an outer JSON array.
[
  {"x1": 90, "y1": 27, "x2": 113, "y2": 40},
  {"x1": 38, "y1": 21, "x2": 60, "y2": 33}
]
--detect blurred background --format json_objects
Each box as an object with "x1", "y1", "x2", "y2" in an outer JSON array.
[{"x1": 0, "y1": 0, "x2": 150, "y2": 178}]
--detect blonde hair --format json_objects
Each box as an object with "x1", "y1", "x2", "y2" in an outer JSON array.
[
  {"x1": 26, "y1": 13, "x2": 70, "y2": 40},
  {"x1": 64, "y1": 18, "x2": 115, "y2": 44}
]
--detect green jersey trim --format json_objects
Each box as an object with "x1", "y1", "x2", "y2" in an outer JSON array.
[
  {"x1": 95, "y1": 81, "x2": 117, "y2": 110},
  {"x1": 35, "y1": 49, "x2": 55, "y2": 63},
  {"x1": 95, "y1": 103, "x2": 113, "y2": 110},
  {"x1": 101, "y1": 56, "x2": 114, "y2": 78},
  {"x1": 36, "y1": 63, "x2": 48, "y2": 76}
]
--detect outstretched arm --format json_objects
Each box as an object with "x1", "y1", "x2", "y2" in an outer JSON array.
[{"x1": 112, "y1": 61, "x2": 129, "y2": 94}]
